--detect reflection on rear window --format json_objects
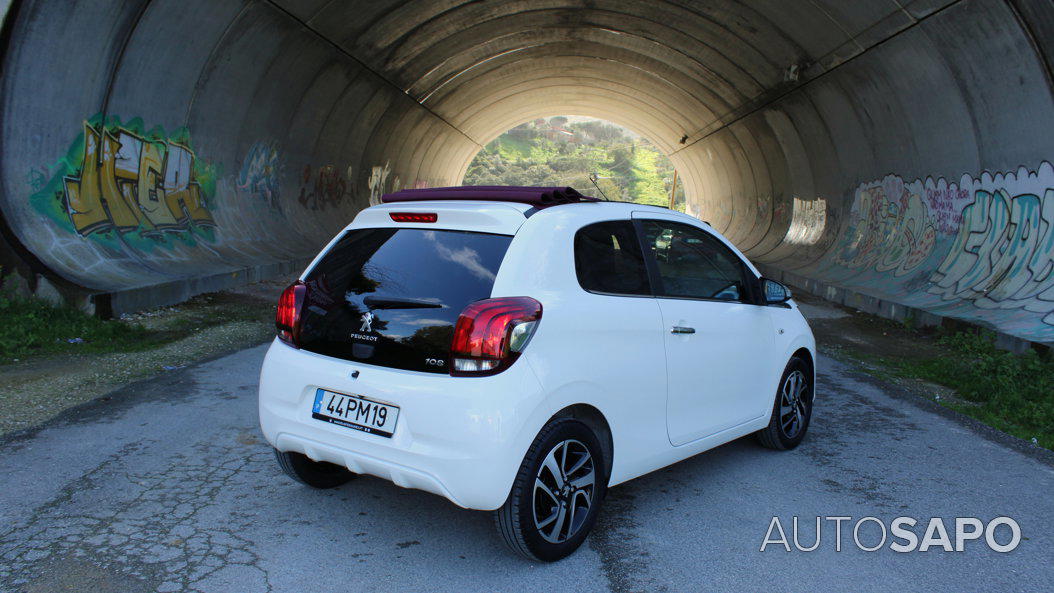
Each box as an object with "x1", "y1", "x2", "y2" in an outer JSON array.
[{"x1": 298, "y1": 229, "x2": 512, "y2": 373}]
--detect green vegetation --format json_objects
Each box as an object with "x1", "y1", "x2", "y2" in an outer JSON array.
[
  {"x1": 897, "y1": 331, "x2": 1054, "y2": 450},
  {"x1": 0, "y1": 290, "x2": 273, "y2": 362},
  {"x1": 0, "y1": 293, "x2": 153, "y2": 360},
  {"x1": 804, "y1": 293, "x2": 1054, "y2": 451},
  {"x1": 464, "y1": 117, "x2": 686, "y2": 209}
]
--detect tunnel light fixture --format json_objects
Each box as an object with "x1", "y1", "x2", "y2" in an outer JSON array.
[{"x1": 389, "y1": 212, "x2": 438, "y2": 223}]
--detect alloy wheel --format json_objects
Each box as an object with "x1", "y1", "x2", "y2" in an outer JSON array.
[
  {"x1": 532, "y1": 439, "x2": 596, "y2": 543},
  {"x1": 780, "y1": 369, "x2": 809, "y2": 439}
]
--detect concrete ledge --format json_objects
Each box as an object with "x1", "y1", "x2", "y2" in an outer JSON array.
[
  {"x1": 756, "y1": 264, "x2": 1051, "y2": 355},
  {"x1": 94, "y1": 258, "x2": 314, "y2": 318}
]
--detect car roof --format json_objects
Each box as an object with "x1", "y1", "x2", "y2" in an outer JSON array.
[
  {"x1": 354, "y1": 198, "x2": 701, "y2": 232},
  {"x1": 381, "y1": 185, "x2": 598, "y2": 208}
]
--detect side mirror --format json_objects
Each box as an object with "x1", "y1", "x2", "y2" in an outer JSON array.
[{"x1": 761, "y1": 278, "x2": 792, "y2": 304}]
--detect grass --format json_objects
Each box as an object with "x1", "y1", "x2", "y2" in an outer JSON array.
[
  {"x1": 0, "y1": 293, "x2": 158, "y2": 361},
  {"x1": 802, "y1": 293, "x2": 1054, "y2": 451},
  {"x1": 893, "y1": 331, "x2": 1054, "y2": 450},
  {"x1": 0, "y1": 291, "x2": 274, "y2": 363}
]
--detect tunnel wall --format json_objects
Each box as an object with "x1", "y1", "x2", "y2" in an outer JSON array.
[
  {"x1": 677, "y1": 0, "x2": 1054, "y2": 344},
  {"x1": 0, "y1": 0, "x2": 1052, "y2": 344},
  {"x1": 0, "y1": 0, "x2": 477, "y2": 299}
]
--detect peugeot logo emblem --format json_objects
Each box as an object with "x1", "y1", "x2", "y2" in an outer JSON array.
[{"x1": 359, "y1": 311, "x2": 375, "y2": 333}]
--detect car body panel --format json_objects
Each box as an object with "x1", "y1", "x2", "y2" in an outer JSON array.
[
  {"x1": 655, "y1": 298, "x2": 776, "y2": 445},
  {"x1": 259, "y1": 337, "x2": 550, "y2": 510}
]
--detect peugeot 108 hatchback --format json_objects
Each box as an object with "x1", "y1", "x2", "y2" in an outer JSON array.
[{"x1": 258, "y1": 185, "x2": 816, "y2": 561}]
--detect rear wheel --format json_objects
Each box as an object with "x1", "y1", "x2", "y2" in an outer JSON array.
[
  {"x1": 757, "y1": 356, "x2": 813, "y2": 450},
  {"x1": 494, "y1": 419, "x2": 608, "y2": 562},
  {"x1": 274, "y1": 449, "x2": 355, "y2": 489}
]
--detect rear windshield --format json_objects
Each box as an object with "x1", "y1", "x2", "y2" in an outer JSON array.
[{"x1": 298, "y1": 228, "x2": 512, "y2": 373}]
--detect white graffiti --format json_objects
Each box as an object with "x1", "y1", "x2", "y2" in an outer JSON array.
[
  {"x1": 835, "y1": 176, "x2": 938, "y2": 276},
  {"x1": 784, "y1": 197, "x2": 826, "y2": 245},
  {"x1": 929, "y1": 163, "x2": 1054, "y2": 324},
  {"x1": 368, "y1": 161, "x2": 391, "y2": 206}
]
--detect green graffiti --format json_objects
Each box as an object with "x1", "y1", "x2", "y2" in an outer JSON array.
[{"x1": 28, "y1": 114, "x2": 220, "y2": 252}]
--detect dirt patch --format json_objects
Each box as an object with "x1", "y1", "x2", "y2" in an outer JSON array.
[
  {"x1": 794, "y1": 292, "x2": 946, "y2": 363},
  {"x1": 0, "y1": 281, "x2": 284, "y2": 437},
  {"x1": 797, "y1": 291, "x2": 957, "y2": 401},
  {"x1": 796, "y1": 292, "x2": 1052, "y2": 451}
]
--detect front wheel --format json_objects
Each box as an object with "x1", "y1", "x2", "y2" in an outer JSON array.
[
  {"x1": 757, "y1": 356, "x2": 813, "y2": 450},
  {"x1": 494, "y1": 419, "x2": 608, "y2": 562}
]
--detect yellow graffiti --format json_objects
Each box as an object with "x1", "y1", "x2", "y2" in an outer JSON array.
[{"x1": 62, "y1": 122, "x2": 215, "y2": 236}]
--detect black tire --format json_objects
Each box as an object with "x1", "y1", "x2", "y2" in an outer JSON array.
[
  {"x1": 757, "y1": 356, "x2": 814, "y2": 450},
  {"x1": 494, "y1": 418, "x2": 608, "y2": 562},
  {"x1": 274, "y1": 449, "x2": 355, "y2": 489}
]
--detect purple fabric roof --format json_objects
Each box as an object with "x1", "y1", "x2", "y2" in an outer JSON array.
[{"x1": 380, "y1": 186, "x2": 599, "y2": 207}]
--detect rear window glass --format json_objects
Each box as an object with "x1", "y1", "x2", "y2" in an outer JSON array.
[
  {"x1": 574, "y1": 220, "x2": 651, "y2": 296},
  {"x1": 298, "y1": 228, "x2": 512, "y2": 373}
]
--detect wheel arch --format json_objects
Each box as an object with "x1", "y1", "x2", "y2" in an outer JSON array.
[
  {"x1": 550, "y1": 404, "x2": 614, "y2": 482},
  {"x1": 791, "y1": 346, "x2": 816, "y2": 401}
]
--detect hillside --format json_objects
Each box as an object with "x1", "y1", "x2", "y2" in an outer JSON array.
[{"x1": 463, "y1": 117, "x2": 685, "y2": 209}]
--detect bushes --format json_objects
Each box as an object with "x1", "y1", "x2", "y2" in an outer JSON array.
[{"x1": 902, "y1": 331, "x2": 1054, "y2": 449}]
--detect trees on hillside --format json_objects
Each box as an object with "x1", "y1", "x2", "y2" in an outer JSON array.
[{"x1": 464, "y1": 117, "x2": 685, "y2": 210}]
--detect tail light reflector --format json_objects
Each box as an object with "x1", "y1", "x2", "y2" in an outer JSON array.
[
  {"x1": 450, "y1": 297, "x2": 542, "y2": 376},
  {"x1": 389, "y1": 212, "x2": 438, "y2": 223},
  {"x1": 276, "y1": 281, "x2": 307, "y2": 347}
]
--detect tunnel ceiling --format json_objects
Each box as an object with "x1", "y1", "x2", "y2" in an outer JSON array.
[
  {"x1": 1, "y1": 0, "x2": 1053, "y2": 342},
  {"x1": 285, "y1": 0, "x2": 962, "y2": 169}
]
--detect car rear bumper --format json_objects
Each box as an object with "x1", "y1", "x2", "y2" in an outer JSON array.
[{"x1": 258, "y1": 339, "x2": 548, "y2": 510}]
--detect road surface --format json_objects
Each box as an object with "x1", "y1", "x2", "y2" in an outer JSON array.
[{"x1": 1, "y1": 338, "x2": 1052, "y2": 592}]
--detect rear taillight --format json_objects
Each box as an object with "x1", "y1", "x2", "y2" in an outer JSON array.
[
  {"x1": 276, "y1": 281, "x2": 307, "y2": 347},
  {"x1": 449, "y1": 297, "x2": 542, "y2": 376},
  {"x1": 389, "y1": 212, "x2": 438, "y2": 223}
]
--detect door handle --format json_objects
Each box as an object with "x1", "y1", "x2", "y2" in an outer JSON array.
[{"x1": 670, "y1": 326, "x2": 696, "y2": 334}]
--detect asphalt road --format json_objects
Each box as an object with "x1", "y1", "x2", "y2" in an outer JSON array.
[{"x1": 1, "y1": 341, "x2": 1052, "y2": 592}]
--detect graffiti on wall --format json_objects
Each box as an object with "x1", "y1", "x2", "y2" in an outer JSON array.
[
  {"x1": 835, "y1": 175, "x2": 937, "y2": 276},
  {"x1": 368, "y1": 161, "x2": 391, "y2": 206},
  {"x1": 298, "y1": 164, "x2": 353, "y2": 210},
  {"x1": 30, "y1": 116, "x2": 219, "y2": 248},
  {"x1": 238, "y1": 141, "x2": 281, "y2": 210},
  {"x1": 928, "y1": 164, "x2": 1054, "y2": 324},
  {"x1": 784, "y1": 197, "x2": 826, "y2": 245},
  {"x1": 830, "y1": 162, "x2": 1054, "y2": 330},
  {"x1": 64, "y1": 120, "x2": 215, "y2": 236}
]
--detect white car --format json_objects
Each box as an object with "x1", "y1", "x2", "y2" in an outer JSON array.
[{"x1": 258, "y1": 186, "x2": 815, "y2": 561}]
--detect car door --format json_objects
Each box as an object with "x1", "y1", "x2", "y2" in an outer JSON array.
[{"x1": 633, "y1": 215, "x2": 776, "y2": 446}]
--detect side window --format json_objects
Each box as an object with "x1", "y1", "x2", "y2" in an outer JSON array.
[
  {"x1": 574, "y1": 220, "x2": 651, "y2": 296},
  {"x1": 639, "y1": 220, "x2": 750, "y2": 302}
]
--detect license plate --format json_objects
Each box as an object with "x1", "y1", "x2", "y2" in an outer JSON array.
[{"x1": 311, "y1": 388, "x2": 400, "y2": 438}]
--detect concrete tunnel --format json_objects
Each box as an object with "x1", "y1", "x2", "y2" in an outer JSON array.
[{"x1": 0, "y1": 0, "x2": 1053, "y2": 345}]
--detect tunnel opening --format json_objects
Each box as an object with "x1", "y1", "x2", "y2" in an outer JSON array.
[
  {"x1": 0, "y1": 0, "x2": 1051, "y2": 343},
  {"x1": 461, "y1": 115, "x2": 687, "y2": 210}
]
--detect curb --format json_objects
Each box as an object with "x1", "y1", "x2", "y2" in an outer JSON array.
[
  {"x1": 93, "y1": 257, "x2": 314, "y2": 317},
  {"x1": 757, "y1": 264, "x2": 1052, "y2": 354}
]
